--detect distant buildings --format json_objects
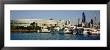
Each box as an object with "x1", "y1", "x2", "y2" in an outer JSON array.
[
  {"x1": 11, "y1": 12, "x2": 100, "y2": 30},
  {"x1": 11, "y1": 19, "x2": 65, "y2": 29},
  {"x1": 77, "y1": 12, "x2": 100, "y2": 29}
]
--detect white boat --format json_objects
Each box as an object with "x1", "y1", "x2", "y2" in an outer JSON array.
[
  {"x1": 83, "y1": 28, "x2": 90, "y2": 35},
  {"x1": 77, "y1": 27, "x2": 83, "y2": 29},
  {"x1": 64, "y1": 28, "x2": 69, "y2": 33},
  {"x1": 64, "y1": 28, "x2": 73, "y2": 34},
  {"x1": 90, "y1": 29, "x2": 100, "y2": 35},
  {"x1": 97, "y1": 29, "x2": 100, "y2": 34},
  {"x1": 41, "y1": 29, "x2": 50, "y2": 33},
  {"x1": 54, "y1": 27, "x2": 60, "y2": 31}
]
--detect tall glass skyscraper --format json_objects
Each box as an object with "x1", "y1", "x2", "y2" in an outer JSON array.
[
  {"x1": 81, "y1": 12, "x2": 86, "y2": 27},
  {"x1": 82, "y1": 12, "x2": 86, "y2": 23}
]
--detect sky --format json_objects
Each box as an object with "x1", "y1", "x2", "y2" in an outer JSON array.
[{"x1": 10, "y1": 10, "x2": 100, "y2": 25}]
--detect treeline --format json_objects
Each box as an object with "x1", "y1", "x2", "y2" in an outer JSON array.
[{"x1": 11, "y1": 22, "x2": 59, "y2": 31}]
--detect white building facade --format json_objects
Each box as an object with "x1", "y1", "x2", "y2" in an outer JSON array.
[{"x1": 11, "y1": 19, "x2": 65, "y2": 28}]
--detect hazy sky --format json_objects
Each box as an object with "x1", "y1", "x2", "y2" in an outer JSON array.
[{"x1": 10, "y1": 10, "x2": 100, "y2": 25}]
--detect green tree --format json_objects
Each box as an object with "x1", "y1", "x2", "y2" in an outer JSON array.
[{"x1": 30, "y1": 22, "x2": 36, "y2": 30}]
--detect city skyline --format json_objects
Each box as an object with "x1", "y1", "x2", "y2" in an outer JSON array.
[{"x1": 10, "y1": 10, "x2": 100, "y2": 25}]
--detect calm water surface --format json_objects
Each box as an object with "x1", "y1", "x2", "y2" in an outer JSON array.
[{"x1": 11, "y1": 32, "x2": 100, "y2": 40}]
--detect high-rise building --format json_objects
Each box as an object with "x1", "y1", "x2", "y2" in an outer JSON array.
[
  {"x1": 90, "y1": 19, "x2": 93, "y2": 24},
  {"x1": 68, "y1": 20, "x2": 70, "y2": 24},
  {"x1": 65, "y1": 20, "x2": 71, "y2": 25},
  {"x1": 94, "y1": 17, "x2": 96, "y2": 25},
  {"x1": 65, "y1": 21, "x2": 68, "y2": 25},
  {"x1": 78, "y1": 18, "x2": 80, "y2": 25},
  {"x1": 90, "y1": 19, "x2": 93, "y2": 28},
  {"x1": 82, "y1": 12, "x2": 86, "y2": 23},
  {"x1": 81, "y1": 12, "x2": 86, "y2": 27}
]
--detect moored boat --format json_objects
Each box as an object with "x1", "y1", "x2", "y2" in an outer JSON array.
[
  {"x1": 41, "y1": 29, "x2": 50, "y2": 33},
  {"x1": 64, "y1": 28, "x2": 73, "y2": 34},
  {"x1": 83, "y1": 28, "x2": 91, "y2": 35}
]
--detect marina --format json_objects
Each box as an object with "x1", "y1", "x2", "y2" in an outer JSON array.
[
  {"x1": 11, "y1": 26, "x2": 100, "y2": 40},
  {"x1": 10, "y1": 10, "x2": 100, "y2": 40},
  {"x1": 11, "y1": 26, "x2": 100, "y2": 35}
]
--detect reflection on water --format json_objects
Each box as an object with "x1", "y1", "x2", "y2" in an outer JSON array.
[{"x1": 11, "y1": 32, "x2": 100, "y2": 40}]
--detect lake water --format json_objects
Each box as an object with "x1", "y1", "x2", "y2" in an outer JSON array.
[{"x1": 11, "y1": 32, "x2": 100, "y2": 40}]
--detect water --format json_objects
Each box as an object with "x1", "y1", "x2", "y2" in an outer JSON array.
[{"x1": 11, "y1": 32, "x2": 100, "y2": 40}]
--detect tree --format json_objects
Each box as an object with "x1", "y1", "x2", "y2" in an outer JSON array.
[
  {"x1": 30, "y1": 22, "x2": 36, "y2": 30},
  {"x1": 27, "y1": 26, "x2": 33, "y2": 30}
]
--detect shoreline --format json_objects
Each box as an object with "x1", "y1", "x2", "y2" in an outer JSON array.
[
  {"x1": 11, "y1": 30, "x2": 73, "y2": 34},
  {"x1": 11, "y1": 30, "x2": 38, "y2": 32},
  {"x1": 11, "y1": 30, "x2": 100, "y2": 35}
]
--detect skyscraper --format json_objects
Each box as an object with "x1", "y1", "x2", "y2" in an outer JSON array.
[
  {"x1": 90, "y1": 19, "x2": 93, "y2": 24},
  {"x1": 94, "y1": 17, "x2": 96, "y2": 25},
  {"x1": 82, "y1": 12, "x2": 86, "y2": 27},
  {"x1": 82, "y1": 12, "x2": 86, "y2": 23},
  {"x1": 78, "y1": 18, "x2": 80, "y2": 25}
]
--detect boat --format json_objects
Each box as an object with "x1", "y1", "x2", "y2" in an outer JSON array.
[
  {"x1": 41, "y1": 28, "x2": 50, "y2": 33},
  {"x1": 64, "y1": 28, "x2": 73, "y2": 34},
  {"x1": 83, "y1": 28, "x2": 91, "y2": 35},
  {"x1": 90, "y1": 29, "x2": 100, "y2": 35},
  {"x1": 54, "y1": 27, "x2": 60, "y2": 31}
]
